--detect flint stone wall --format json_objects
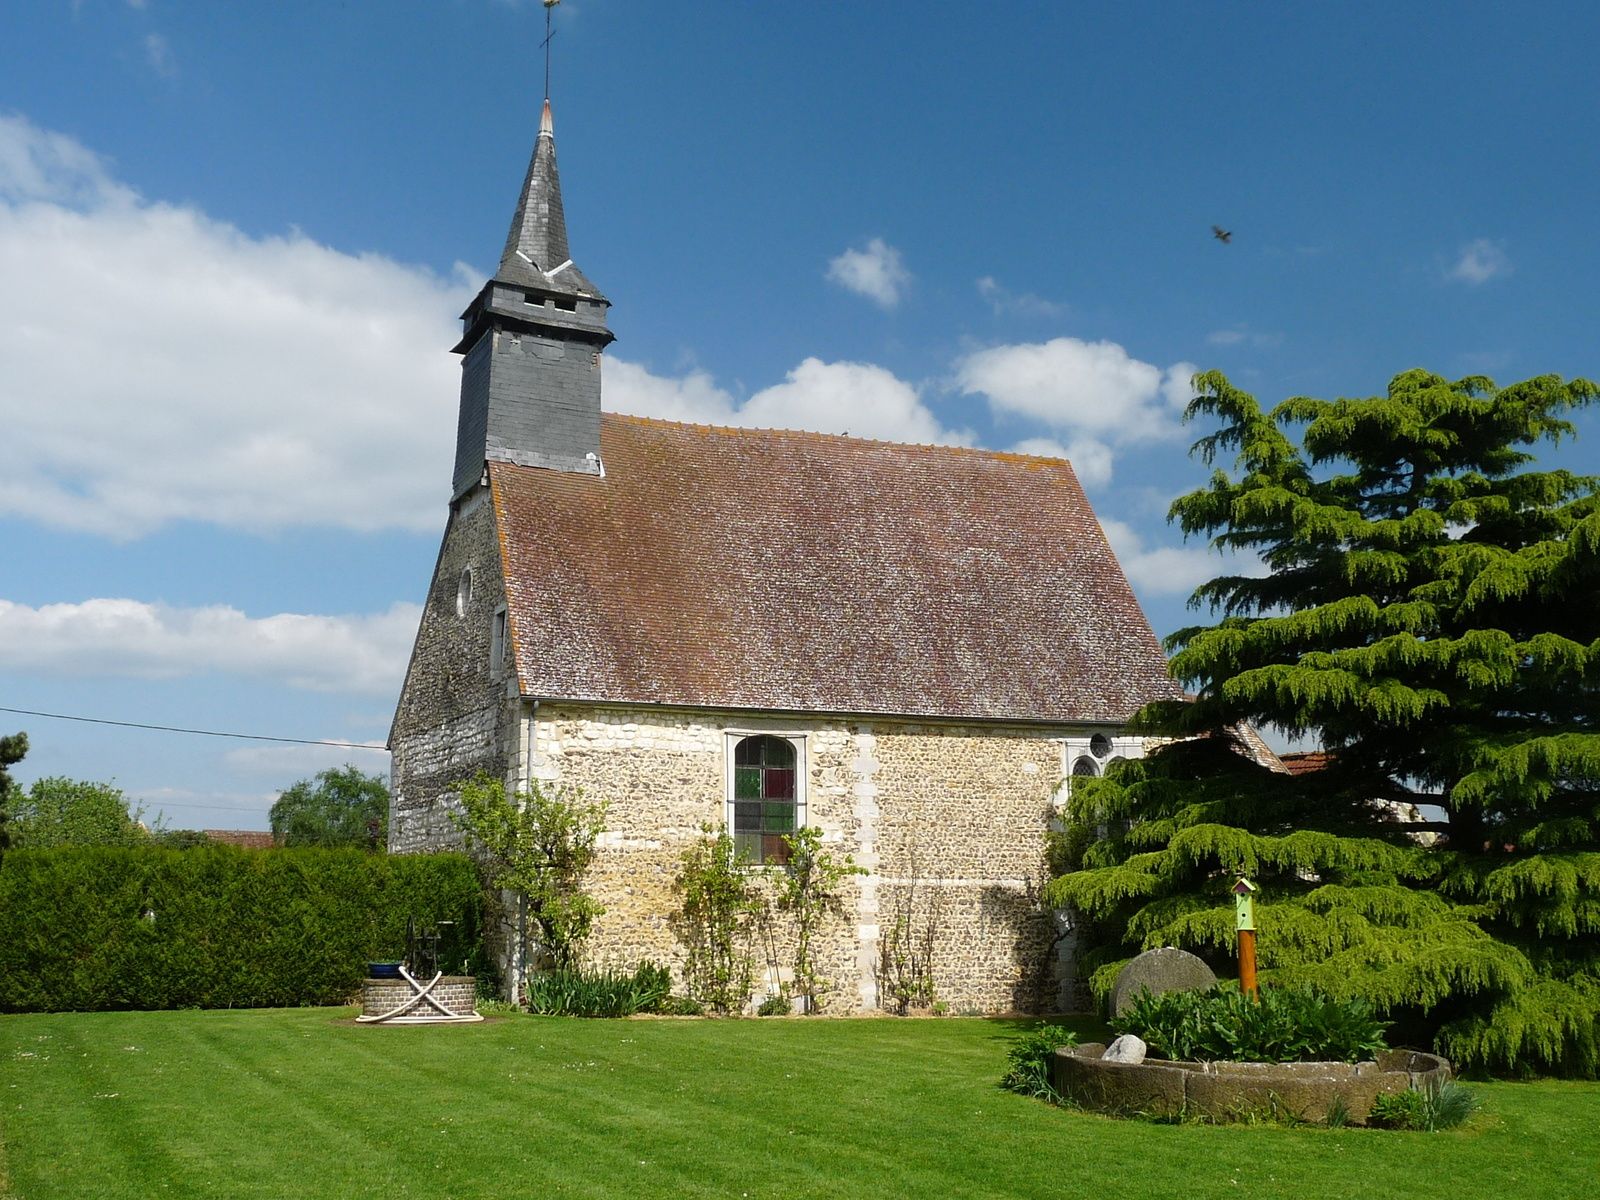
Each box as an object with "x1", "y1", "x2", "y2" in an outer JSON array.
[
  {"x1": 389, "y1": 487, "x2": 521, "y2": 856},
  {"x1": 531, "y1": 705, "x2": 1067, "y2": 1014},
  {"x1": 1052, "y1": 1043, "x2": 1452, "y2": 1124}
]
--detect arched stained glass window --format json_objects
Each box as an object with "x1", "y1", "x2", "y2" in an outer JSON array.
[{"x1": 733, "y1": 735, "x2": 796, "y2": 865}]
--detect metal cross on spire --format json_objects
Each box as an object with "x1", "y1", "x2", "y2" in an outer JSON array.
[{"x1": 542, "y1": 0, "x2": 561, "y2": 101}]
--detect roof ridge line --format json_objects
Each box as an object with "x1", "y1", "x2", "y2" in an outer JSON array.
[{"x1": 599, "y1": 410, "x2": 1082, "y2": 468}]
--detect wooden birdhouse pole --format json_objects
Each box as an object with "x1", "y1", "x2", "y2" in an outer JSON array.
[{"x1": 1232, "y1": 877, "x2": 1259, "y2": 1000}]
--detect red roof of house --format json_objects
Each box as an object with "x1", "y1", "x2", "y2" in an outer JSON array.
[
  {"x1": 202, "y1": 830, "x2": 278, "y2": 849},
  {"x1": 489, "y1": 413, "x2": 1180, "y2": 724},
  {"x1": 1279, "y1": 751, "x2": 1335, "y2": 776}
]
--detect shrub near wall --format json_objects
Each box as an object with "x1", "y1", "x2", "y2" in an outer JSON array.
[{"x1": 0, "y1": 846, "x2": 482, "y2": 1012}]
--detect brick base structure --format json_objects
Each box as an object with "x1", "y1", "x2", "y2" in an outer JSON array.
[{"x1": 358, "y1": 975, "x2": 481, "y2": 1023}]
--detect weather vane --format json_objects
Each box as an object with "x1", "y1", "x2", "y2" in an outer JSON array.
[{"x1": 543, "y1": 0, "x2": 561, "y2": 101}]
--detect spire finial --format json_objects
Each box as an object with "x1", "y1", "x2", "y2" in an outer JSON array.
[{"x1": 542, "y1": 0, "x2": 560, "y2": 102}]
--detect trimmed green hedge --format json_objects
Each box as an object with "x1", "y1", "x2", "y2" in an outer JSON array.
[{"x1": 0, "y1": 846, "x2": 485, "y2": 1012}]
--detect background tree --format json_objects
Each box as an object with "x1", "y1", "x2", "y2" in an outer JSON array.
[
  {"x1": 0, "y1": 731, "x2": 28, "y2": 857},
  {"x1": 1049, "y1": 368, "x2": 1600, "y2": 1076},
  {"x1": 11, "y1": 776, "x2": 150, "y2": 848},
  {"x1": 269, "y1": 765, "x2": 389, "y2": 849},
  {"x1": 450, "y1": 774, "x2": 606, "y2": 991}
]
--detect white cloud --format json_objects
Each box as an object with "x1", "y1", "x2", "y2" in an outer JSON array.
[
  {"x1": 1098, "y1": 519, "x2": 1226, "y2": 597},
  {"x1": 0, "y1": 598, "x2": 421, "y2": 696},
  {"x1": 0, "y1": 114, "x2": 474, "y2": 539},
  {"x1": 976, "y1": 276, "x2": 1064, "y2": 318},
  {"x1": 606, "y1": 356, "x2": 967, "y2": 446},
  {"x1": 1205, "y1": 325, "x2": 1282, "y2": 349},
  {"x1": 1009, "y1": 436, "x2": 1114, "y2": 489},
  {"x1": 143, "y1": 33, "x2": 176, "y2": 79},
  {"x1": 221, "y1": 742, "x2": 390, "y2": 777},
  {"x1": 825, "y1": 237, "x2": 911, "y2": 309},
  {"x1": 1099, "y1": 518, "x2": 1266, "y2": 598},
  {"x1": 955, "y1": 337, "x2": 1197, "y2": 440},
  {"x1": 739, "y1": 358, "x2": 963, "y2": 443},
  {"x1": 603, "y1": 359, "x2": 738, "y2": 425},
  {"x1": 1448, "y1": 238, "x2": 1511, "y2": 285}
]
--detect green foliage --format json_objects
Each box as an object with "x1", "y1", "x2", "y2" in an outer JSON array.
[
  {"x1": 876, "y1": 870, "x2": 943, "y2": 1015},
  {"x1": 774, "y1": 825, "x2": 865, "y2": 1013},
  {"x1": 0, "y1": 730, "x2": 25, "y2": 857},
  {"x1": 1000, "y1": 1023, "x2": 1078, "y2": 1102},
  {"x1": 451, "y1": 773, "x2": 606, "y2": 973},
  {"x1": 673, "y1": 826, "x2": 762, "y2": 1014},
  {"x1": 11, "y1": 776, "x2": 150, "y2": 848},
  {"x1": 269, "y1": 765, "x2": 388, "y2": 850},
  {"x1": 0, "y1": 845, "x2": 481, "y2": 1011},
  {"x1": 522, "y1": 962, "x2": 674, "y2": 1017},
  {"x1": 1113, "y1": 984, "x2": 1388, "y2": 1063},
  {"x1": 1053, "y1": 369, "x2": 1600, "y2": 1076},
  {"x1": 756, "y1": 991, "x2": 791, "y2": 1016},
  {"x1": 152, "y1": 828, "x2": 212, "y2": 850},
  {"x1": 1370, "y1": 1081, "x2": 1481, "y2": 1131}
]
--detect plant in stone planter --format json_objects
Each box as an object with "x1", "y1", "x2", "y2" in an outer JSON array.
[{"x1": 1113, "y1": 983, "x2": 1389, "y2": 1063}]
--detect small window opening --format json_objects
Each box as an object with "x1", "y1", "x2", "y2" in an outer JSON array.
[
  {"x1": 491, "y1": 607, "x2": 508, "y2": 674},
  {"x1": 552, "y1": 296, "x2": 578, "y2": 312},
  {"x1": 1071, "y1": 756, "x2": 1100, "y2": 778},
  {"x1": 456, "y1": 569, "x2": 473, "y2": 617},
  {"x1": 1089, "y1": 734, "x2": 1113, "y2": 759}
]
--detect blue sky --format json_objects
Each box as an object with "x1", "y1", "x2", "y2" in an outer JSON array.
[{"x1": 2, "y1": 1, "x2": 1597, "y2": 830}]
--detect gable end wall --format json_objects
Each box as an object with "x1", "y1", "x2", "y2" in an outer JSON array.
[{"x1": 390, "y1": 489, "x2": 520, "y2": 852}]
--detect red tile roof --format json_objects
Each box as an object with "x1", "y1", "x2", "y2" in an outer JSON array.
[
  {"x1": 491, "y1": 414, "x2": 1181, "y2": 724},
  {"x1": 1279, "y1": 751, "x2": 1335, "y2": 776},
  {"x1": 202, "y1": 830, "x2": 278, "y2": 849}
]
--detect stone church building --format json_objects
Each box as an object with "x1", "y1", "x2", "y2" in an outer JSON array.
[{"x1": 389, "y1": 100, "x2": 1181, "y2": 1013}]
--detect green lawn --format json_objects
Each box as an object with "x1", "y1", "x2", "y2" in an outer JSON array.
[{"x1": 2, "y1": 1009, "x2": 1597, "y2": 1200}]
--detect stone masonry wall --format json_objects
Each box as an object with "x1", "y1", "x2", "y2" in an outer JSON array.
[
  {"x1": 526, "y1": 705, "x2": 1081, "y2": 1014},
  {"x1": 389, "y1": 487, "x2": 521, "y2": 854}
]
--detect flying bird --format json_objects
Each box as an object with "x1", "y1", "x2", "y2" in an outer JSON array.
[{"x1": 1212, "y1": 225, "x2": 1233, "y2": 244}]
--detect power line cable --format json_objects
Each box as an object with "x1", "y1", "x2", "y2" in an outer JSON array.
[{"x1": 0, "y1": 706, "x2": 388, "y2": 751}]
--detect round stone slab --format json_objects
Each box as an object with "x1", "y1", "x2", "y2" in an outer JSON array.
[{"x1": 1110, "y1": 947, "x2": 1218, "y2": 1017}]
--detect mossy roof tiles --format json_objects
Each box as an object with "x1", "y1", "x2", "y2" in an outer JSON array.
[{"x1": 489, "y1": 413, "x2": 1180, "y2": 724}]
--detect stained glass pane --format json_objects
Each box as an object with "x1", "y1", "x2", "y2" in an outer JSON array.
[
  {"x1": 761, "y1": 834, "x2": 790, "y2": 865},
  {"x1": 733, "y1": 802, "x2": 761, "y2": 831},
  {"x1": 763, "y1": 803, "x2": 795, "y2": 832},
  {"x1": 762, "y1": 768, "x2": 795, "y2": 800},
  {"x1": 735, "y1": 738, "x2": 760, "y2": 767},
  {"x1": 733, "y1": 831, "x2": 761, "y2": 862},
  {"x1": 761, "y1": 738, "x2": 795, "y2": 768},
  {"x1": 734, "y1": 767, "x2": 761, "y2": 799}
]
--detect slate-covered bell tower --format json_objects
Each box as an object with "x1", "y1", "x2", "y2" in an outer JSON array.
[{"x1": 451, "y1": 99, "x2": 613, "y2": 497}]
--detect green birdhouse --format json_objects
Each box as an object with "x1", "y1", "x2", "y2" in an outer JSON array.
[{"x1": 1232, "y1": 876, "x2": 1257, "y2": 932}]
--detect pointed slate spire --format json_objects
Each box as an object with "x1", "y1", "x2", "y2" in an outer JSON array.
[
  {"x1": 450, "y1": 95, "x2": 613, "y2": 495},
  {"x1": 494, "y1": 100, "x2": 601, "y2": 299}
]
